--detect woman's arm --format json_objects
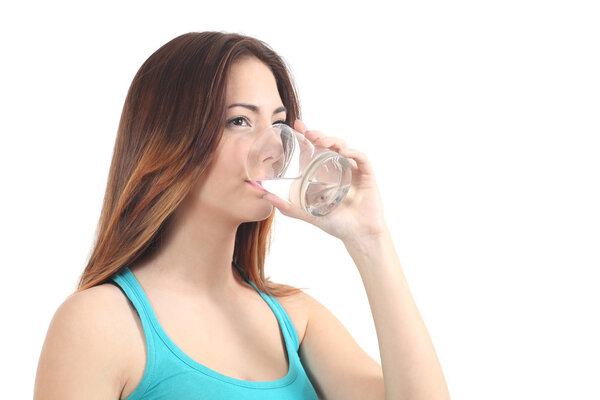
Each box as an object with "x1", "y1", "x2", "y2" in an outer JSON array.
[
  {"x1": 295, "y1": 228, "x2": 449, "y2": 400},
  {"x1": 263, "y1": 120, "x2": 450, "y2": 399},
  {"x1": 344, "y1": 230, "x2": 450, "y2": 400}
]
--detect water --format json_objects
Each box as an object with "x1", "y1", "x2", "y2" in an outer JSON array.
[
  {"x1": 259, "y1": 178, "x2": 299, "y2": 200},
  {"x1": 259, "y1": 177, "x2": 350, "y2": 216}
]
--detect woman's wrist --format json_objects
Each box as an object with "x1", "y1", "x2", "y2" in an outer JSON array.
[{"x1": 342, "y1": 225, "x2": 393, "y2": 259}]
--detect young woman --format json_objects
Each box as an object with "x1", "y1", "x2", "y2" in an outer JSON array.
[{"x1": 34, "y1": 32, "x2": 449, "y2": 399}]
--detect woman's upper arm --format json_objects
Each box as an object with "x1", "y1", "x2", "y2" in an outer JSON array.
[
  {"x1": 34, "y1": 286, "x2": 127, "y2": 400},
  {"x1": 297, "y1": 291, "x2": 385, "y2": 400}
]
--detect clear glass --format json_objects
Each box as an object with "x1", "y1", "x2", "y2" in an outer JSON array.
[{"x1": 245, "y1": 123, "x2": 352, "y2": 216}]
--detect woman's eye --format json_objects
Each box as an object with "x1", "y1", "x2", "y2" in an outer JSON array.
[
  {"x1": 273, "y1": 119, "x2": 286, "y2": 125},
  {"x1": 227, "y1": 116, "x2": 250, "y2": 127}
]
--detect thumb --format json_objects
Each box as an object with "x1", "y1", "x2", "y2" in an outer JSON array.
[{"x1": 263, "y1": 193, "x2": 308, "y2": 220}]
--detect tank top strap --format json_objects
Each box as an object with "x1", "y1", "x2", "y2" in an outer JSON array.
[
  {"x1": 233, "y1": 261, "x2": 300, "y2": 352},
  {"x1": 111, "y1": 267, "x2": 157, "y2": 329},
  {"x1": 111, "y1": 267, "x2": 157, "y2": 385}
]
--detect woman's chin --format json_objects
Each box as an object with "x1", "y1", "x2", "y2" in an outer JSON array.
[{"x1": 244, "y1": 204, "x2": 274, "y2": 222}]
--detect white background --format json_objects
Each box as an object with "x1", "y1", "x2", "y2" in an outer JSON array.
[{"x1": 1, "y1": 1, "x2": 599, "y2": 398}]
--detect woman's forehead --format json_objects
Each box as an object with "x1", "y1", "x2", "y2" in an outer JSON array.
[{"x1": 226, "y1": 58, "x2": 280, "y2": 103}]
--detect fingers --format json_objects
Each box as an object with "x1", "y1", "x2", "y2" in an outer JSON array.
[
  {"x1": 294, "y1": 121, "x2": 347, "y2": 150},
  {"x1": 338, "y1": 147, "x2": 373, "y2": 174},
  {"x1": 262, "y1": 193, "x2": 292, "y2": 212},
  {"x1": 294, "y1": 119, "x2": 308, "y2": 134},
  {"x1": 312, "y1": 136, "x2": 347, "y2": 152},
  {"x1": 262, "y1": 193, "x2": 313, "y2": 221},
  {"x1": 293, "y1": 119, "x2": 369, "y2": 172},
  {"x1": 294, "y1": 120, "x2": 322, "y2": 141},
  {"x1": 303, "y1": 128, "x2": 325, "y2": 143}
]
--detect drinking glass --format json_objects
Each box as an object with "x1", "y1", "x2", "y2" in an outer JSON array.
[{"x1": 245, "y1": 123, "x2": 352, "y2": 217}]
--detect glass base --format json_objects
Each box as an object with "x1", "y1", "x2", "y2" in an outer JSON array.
[{"x1": 259, "y1": 151, "x2": 352, "y2": 217}]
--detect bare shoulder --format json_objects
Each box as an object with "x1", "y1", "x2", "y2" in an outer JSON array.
[
  {"x1": 34, "y1": 283, "x2": 140, "y2": 400},
  {"x1": 55, "y1": 282, "x2": 135, "y2": 329},
  {"x1": 273, "y1": 288, "x2": 322, "y2": 346},
  {"x1": 274, "y1": 288, "x2": 325, "y2": 315}
]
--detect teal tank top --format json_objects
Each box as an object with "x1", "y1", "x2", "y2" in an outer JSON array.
[{"x1": 111, "y1": 265, "x2": 319, "y2": 400}]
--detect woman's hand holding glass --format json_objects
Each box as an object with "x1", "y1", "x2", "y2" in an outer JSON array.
[{"x1": 261, "y1": 120, "x2": 388, "y2": 244}]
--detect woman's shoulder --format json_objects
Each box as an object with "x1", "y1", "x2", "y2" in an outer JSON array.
[
  {"x1": 57, "y1": 282, "x2": 138, "y2": 335},
  {"x1": 273, "y1": 288, "x2": 345, "y2": 350},
  {"x1": 34, "y1": 283, "x2": 140, "y2": 399},
  {"x1": 274, "y1": 288, "x2": 322, "y2": 316},
  {"x1": 273, "y1": 289, "x2": 322, "y2": 347},
  {"x1": 58, "y1": 282, "x2": 144, "y2": 363},
  {"x1": 65, "y1": 281, "x2": 127, "y2": 308}
]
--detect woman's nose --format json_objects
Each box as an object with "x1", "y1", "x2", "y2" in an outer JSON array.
[{"x1": 258, "y1": 137, "x2": 284, "y2": 179}]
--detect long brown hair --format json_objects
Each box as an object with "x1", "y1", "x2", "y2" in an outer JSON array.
[{"x1": 76, "y1": 32, "x2": 303, "y2": 297}]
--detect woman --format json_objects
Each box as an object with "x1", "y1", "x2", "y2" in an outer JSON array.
[{"x1": 34, "y1": 32, "x2": 449, "y2": 399}]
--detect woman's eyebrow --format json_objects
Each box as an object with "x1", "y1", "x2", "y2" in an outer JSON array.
[{"x1": 227, "y1": 103, "x2": 286, "y2": 115}]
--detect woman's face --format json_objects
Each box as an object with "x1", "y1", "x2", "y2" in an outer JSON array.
[{"x1": 193, "y1": 56, "x2": 288, "y2": 224}]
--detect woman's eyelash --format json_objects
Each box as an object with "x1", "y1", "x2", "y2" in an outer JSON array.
[
  {"x1": 227, "y1": 116, "x2": 250, "y2": 127},
  {"x1": 226, "y1": 117, "x2": 287, "y2": 127}
]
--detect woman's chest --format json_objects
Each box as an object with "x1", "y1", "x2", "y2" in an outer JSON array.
[{"x1": 119, "y1": 289, "x2": 308, "y2": 399}]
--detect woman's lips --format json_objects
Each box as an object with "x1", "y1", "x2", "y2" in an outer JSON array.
[{"x1": 245, "y1": 180, "x2": 268, "y2": 193}]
